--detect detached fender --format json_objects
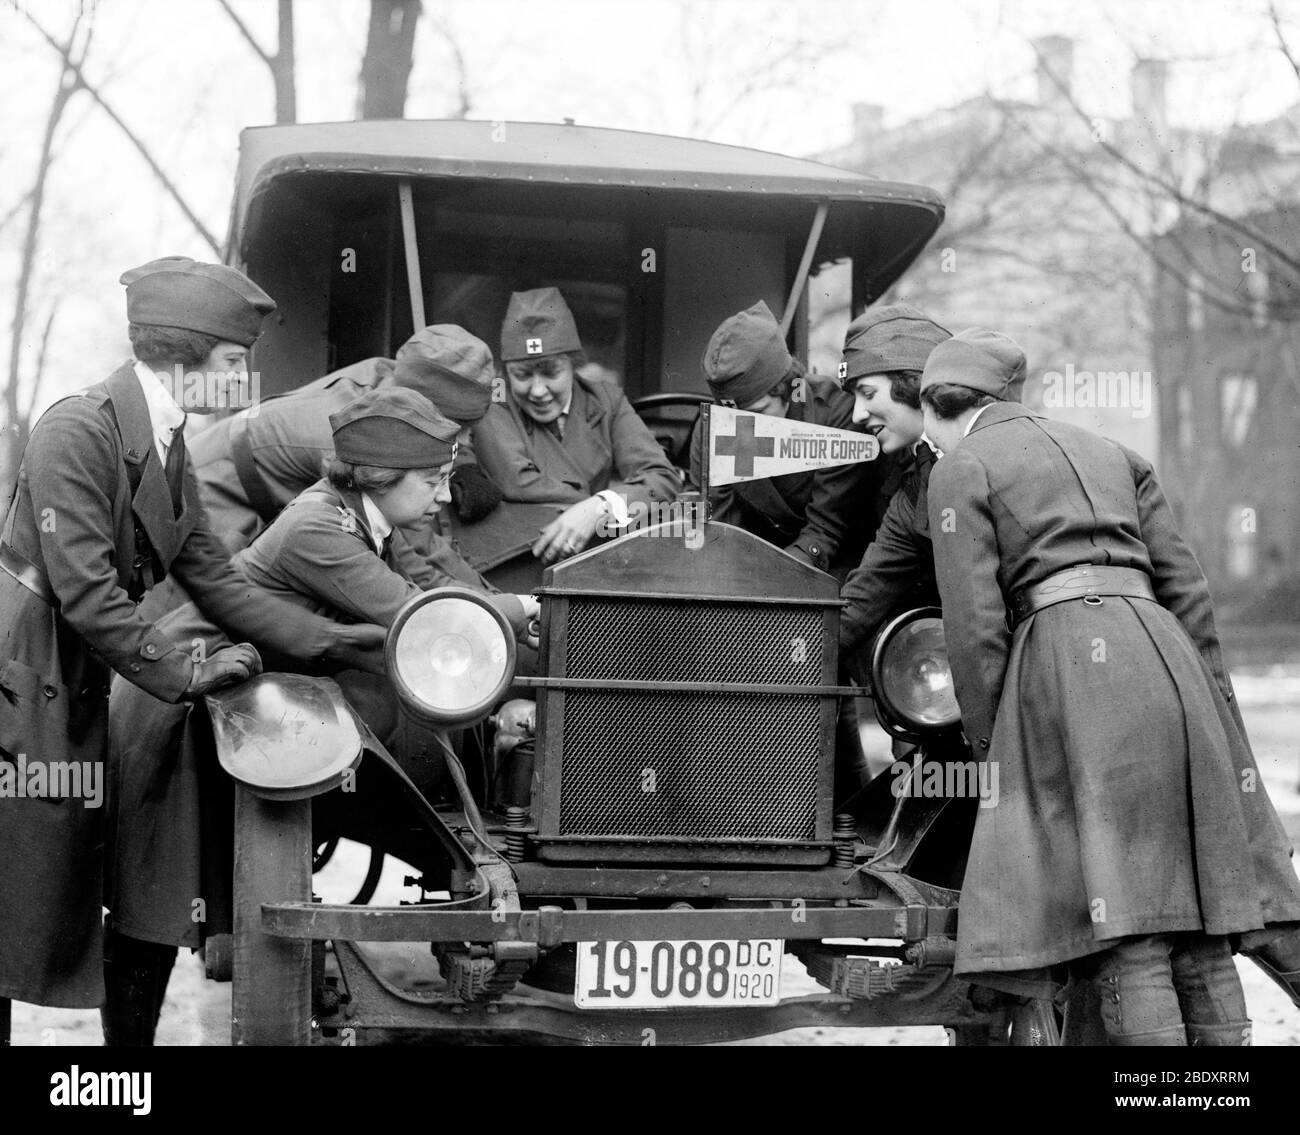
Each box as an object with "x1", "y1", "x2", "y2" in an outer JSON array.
[{"x1": 206, "y1": 673, "x2": 363, "y2": 801}]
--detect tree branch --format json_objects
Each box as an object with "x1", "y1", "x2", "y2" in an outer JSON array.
[
  {"x1": 17, "y1": 7, "x2": 221, "y2": 253},
  {"x1": 1023, "y1": 36, "x2": 1300, "y2": 279},
  {"x1": 215, "y1": 0, "x2": 272, "y2": 66},
  {"x1": 1270, "y1": 0, "x2": 1300, "y2": 87}
]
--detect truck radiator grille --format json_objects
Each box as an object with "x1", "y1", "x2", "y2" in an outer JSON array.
[
  {"x1": 557, "y1": 690, "x2": 821, "y2": 839},
  {"x1": 565, "y1": 599, "x2": 821, "y2": 686}
]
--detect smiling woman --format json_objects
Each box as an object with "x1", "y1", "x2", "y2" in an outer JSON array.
[{"x1": 472, "y1": 286, "x2": 680, "y2": 572}]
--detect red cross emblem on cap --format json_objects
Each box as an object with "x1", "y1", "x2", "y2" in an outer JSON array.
[
  {"x1": 526, "y1": 338, "x2": 543, "y2": 355},
  {"x1": 837, "y1": 361, "x2": 848, "y2": 379}
]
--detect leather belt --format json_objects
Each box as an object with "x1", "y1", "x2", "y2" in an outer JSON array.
[
  {"x1": 0, "y1": 541, "x2": 56, "y2": 607},
  {"x1": 1011, "y1": 564, "x2": 1155, "y2": 627}
]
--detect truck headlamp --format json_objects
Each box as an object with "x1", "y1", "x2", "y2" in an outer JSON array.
[
  {"x1": 869, "y1": 607, "x2": 961, "y2": 736},
  {"x1": 386, "y1": 587, "x2": 516, "y2": 726}
]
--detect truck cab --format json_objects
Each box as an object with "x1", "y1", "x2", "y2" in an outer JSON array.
[{"x1": 214, "y1": 119, "x2": 1054, "y2": 1046}]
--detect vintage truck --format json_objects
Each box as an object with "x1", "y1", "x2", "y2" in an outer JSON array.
[{"x1": 210, "y1": 118, "x2": 1059, "y2": 1045}]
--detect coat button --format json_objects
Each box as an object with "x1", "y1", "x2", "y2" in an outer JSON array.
[
  {"x1": 142, "y1": 642, "x2": 159, "y2": 657},
  {"x1": 129, "y1": 663, "x2": 141, "y2": 673},
  {"x1": 42, "y1": 684, "x2": 57, "y2": 699},
  {"x1": 978, "y1": 738, "x2": 990, "y2": 750}
]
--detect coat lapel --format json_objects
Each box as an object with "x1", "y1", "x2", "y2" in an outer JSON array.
[
  {"x1": 105, "y1": 365, "x2": 197, "y2": 567},
  {"x1": 513, "y1": 380, "x2": 609, "y2": 493}
]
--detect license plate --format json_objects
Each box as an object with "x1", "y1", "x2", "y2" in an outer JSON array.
[{"x1": 574, "y1": 939, "x2": 783, "y2": 1009}]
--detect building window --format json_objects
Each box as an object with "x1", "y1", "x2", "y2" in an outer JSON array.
[{"x1": 1219, "y1": 373, "x2": 1257, "y2": 447}]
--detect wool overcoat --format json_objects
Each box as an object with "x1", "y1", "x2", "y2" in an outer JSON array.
[
  {"x1": 105, "y1": 480, "x2": 421, "y2": 950},
  {"x1": 0, "y1": 365, "x2": 338, "y2": 1006},
  {"x1": 838, "y1": 439, "x2": 940, "y2": 658},
  {"x1": 473, "y1": 374, "x2": 679, "y2": 511},
  {"x1": 926, "y1": 402, "x2": 1300, "y2": 982},
  {"x1": 180, "y1": 356, "x2": 492, "y2": 598}
]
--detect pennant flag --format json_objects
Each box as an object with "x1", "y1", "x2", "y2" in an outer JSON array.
[{"x1": 707, "y1": 405, "x2": 879, "y2": 487}]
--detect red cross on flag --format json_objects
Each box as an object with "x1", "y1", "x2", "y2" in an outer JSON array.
[{"x1": 706, "y1": 405, "x2": 879, "y2": 487}]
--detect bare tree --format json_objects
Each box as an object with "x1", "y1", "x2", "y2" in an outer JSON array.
[
  {"x1": 216, "y1": 0, "x2": 297, "y2": 124},
  {"x1": 358, "y1": 0, "x2": 423, "y2": 119},
  {"x1": 2, "y1": 8, "x2": 93, "y2": 505},
  {"x1": 15, "y1": 7, "x2": 221, "y2": 253}
]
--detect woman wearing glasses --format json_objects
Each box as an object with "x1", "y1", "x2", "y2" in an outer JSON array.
[{"x1": 102, "y1": 388, "x2": 528, "y2": 1045}]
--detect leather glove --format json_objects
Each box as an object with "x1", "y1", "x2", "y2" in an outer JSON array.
[
  {"x1": 184, "y1": 642, "x2": 263, "y2": 700},
  {"x1": 449, "y1": 463, "x2": 504, "y2": 522},
  {"x1": 322, "y1": 622, "x2": 389, "y2": 676}
]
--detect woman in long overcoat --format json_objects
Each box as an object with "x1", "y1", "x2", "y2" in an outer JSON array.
[
  {"x1": 104, "y1": 387, "x2": 487, "y2": 1043},
  {"x1": 921, "y1": 328, "x2": 1300, "y2": 1046},
  {"x1": 0, "y1": 258, "x2": 382, "y2": 1015}
]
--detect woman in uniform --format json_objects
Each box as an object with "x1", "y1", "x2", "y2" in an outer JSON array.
[
  {"x1": 104, "y1": 387, "x2": 533, "y2": 1044},
  {"x1": 472, "y1": 287, "x2": 679, "y2": 565},
  {"x1": 686, "y1": 300, "x2": 887, "y2": 579},
  {"x1": 921, "y1": 328, "x2": 1300, "y2": 1046}
]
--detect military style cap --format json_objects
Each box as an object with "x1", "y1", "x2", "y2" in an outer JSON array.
[
  {"x1": 393, "y1": 324, "x2": 496, "y2": 425},
  {"x1": 920, "y1": 328, "x2": 1026, "y2": 402},
  {"x1": 839, "y1": 304, "x2": 951, "y2": 387},
  {"x1": 120, "y1": 256, "x2": 276, "y2": 347},
  {"x1": 499, "y1": 287, "x2": 582, "y2": 362},
  {"x1": 702, "y1": 300, "x2": 791, "y2": 407},
  {"x1": 329, "y1": 388, "x2": 460, "y2": 469}
]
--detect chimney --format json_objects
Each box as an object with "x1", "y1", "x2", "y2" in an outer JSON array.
[
  {"x1": 1131, "y1": 58, "x2": 1168, "y2": 132},
  {"x1": 1034, "y1": 35, "x2": 1074, "y2": 108},
  {"x1": 852, "y1": 102, "x2": 885, "y2": 140}
]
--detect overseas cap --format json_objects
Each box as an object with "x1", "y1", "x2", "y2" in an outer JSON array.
[
  {"x1": 839, "y1": 304, "x2": 950, "y2": 387},
  {"x1": 702, "y1": 300, "x2": 792, "y2": 406},
  {"x1": 393, "y1": 324, "x2": 496, "y2": 425},
  {"x1": 329, "y1": 388, "x2": 460, "y2": 469},
  {"x1": 120, "y1": 256, "x2": 276, "y2": 347},
  {"x1": 499, "y1": 287, "x2": 582, "y2": 362},
  {"x1": 920, "y1": 328, "x2": 1026, "y2": 402}
]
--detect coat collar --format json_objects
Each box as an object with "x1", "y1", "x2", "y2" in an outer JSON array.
[
  {"x1": 328, "y1": 482, "x2": 379, "y2": 550},
  {"x1": 966, "y1": 400, "x2": 1037, "y2": 435},
  {"x1": 105, "y1": 363, "x2": 197, "y2": 565},
  {"x1": 105, "y1": 362, "x2": 156, "y2": 469},
  {"x1": 512, "y1": 373, "x2": 606, "y2": 435}
]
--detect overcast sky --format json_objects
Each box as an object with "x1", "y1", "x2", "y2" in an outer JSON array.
[{"x1": 3, "y1": 0, "x2": 1299, "y2": 413}]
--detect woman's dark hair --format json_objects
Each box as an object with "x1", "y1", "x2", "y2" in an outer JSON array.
[
  {"x1": 127, "y1": 323, "x2": 221, "y2": 368},
  {"x1": 919, "y1": 383, "x2": 997, "y2": 420},
  {"x1": 324, "y1": 458, "x2": 406, "y2": 494},
  {"x1": 884, "y1": 369, "x2": 923, "y2": 410},
  {"x1": 766, "y1": 356, "x2": 807, "y2": 403}
]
